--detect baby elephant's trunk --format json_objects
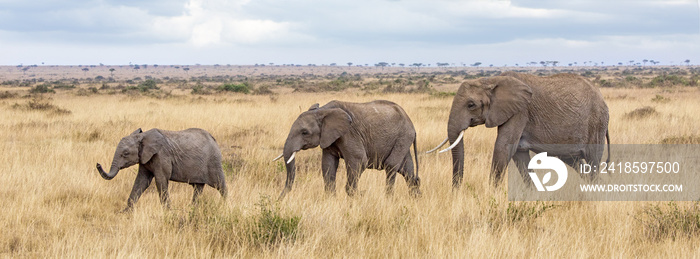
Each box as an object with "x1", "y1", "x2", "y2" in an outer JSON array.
[{"x1": 96, "y1": 163, "x2": 120, "y2": 180}]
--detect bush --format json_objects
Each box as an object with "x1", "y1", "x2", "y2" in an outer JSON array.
[
  {"x1": 624, "y1": 106, "x2": 657, "y2": 119},
  {"x1": 12, "y1": 97, "x2": 71, "y2": 115},
  {"x1": 250, "y1": 196, "x2": 300, "y2": 246},
  {"x1": 218, "y1": 82, "x2": 251, "y2": 94},
  {"x1": 252, "y1": 85, "x2": 274, "y2": 95},
  {"x1": 29, "y1": 84, "x2": 55, "y2": 94},
  {"x1": 0, "y1": 91, "x2": 18, "y2": 99},
  {"x1": 647, "y1": 75, "x2": 689, "y2": 87},
  {"x1": 137, "y1": 79, "x2": 159, "y2": 91},
  {"x1": 660, "y1": 135, "x2": 700, "y2": 144},
  {"x1": 52, "y1": 83, "x2": 75, "y2": 90},
  {"x1": 636, "y1": 202, "x2": 700, "y2": 240},
  {"x1": 191, "y1": 84, "x2": 212, "y2": 95},
  {"x1": 485, "y1": 198, "x2": 558, "y2": 230},
  {"x1": 122, "y1": 79, "x2": 160, "y2": 93}
]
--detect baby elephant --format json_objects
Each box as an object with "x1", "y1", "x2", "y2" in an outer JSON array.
[
  {"x1": 275, "y1": 100, "x2": 421, "y2": 199},
  {"x1": 96, "y1": 128, "x2": 227, "y2": 212}
]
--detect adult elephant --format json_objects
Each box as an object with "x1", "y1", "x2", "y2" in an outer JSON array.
[
  {"x1": 273, "y1": 100, "x2": 421, "y2": 199},
  {"x1": 428, "y1": 72, "x2": 610, "y2": 188},
  {"x1": 96, "y1": 128, "x2": 227, "y2": 212}
]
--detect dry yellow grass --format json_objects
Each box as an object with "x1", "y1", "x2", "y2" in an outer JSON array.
[{"x1": 1, "y1": 82, "x2": 700, "y2": 257}]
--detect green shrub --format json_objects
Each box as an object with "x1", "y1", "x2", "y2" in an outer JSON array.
[
  {"x1": 52, "y1": 83, "x2": 76, "y2": 89},
  {"x1": 218, "y1": 82, "x2": 251, "y2": 94},
  {"x1": 636, "y1": 202, "x2": 700, "y2": 240},
  {"x1": 485, "y1": 198, "x2": 558, "y2": 230},
  {"x1": 624, "y1": 106, "x2": 657, "y2": 119},
  {"x1": 660, "y1": 135, "x2": 700, "y2": 144},
  {"x1": 250, "y1": 196, "x2": 301, "y2": 246},
  {"x1": 252, "y1": 85, "x2": 274, "y2": 95},
  {"x1": 13, "y1": 97, "x2": 71, "y2": 115},
  {"x1": 0, "y1": 91, "x2": 18, "y2": 99},
  {"x1": 191, "y1": 84, "x2": 212, "y2": 95},
  {"x1": 137, "y1": 79, "x2": 159, "y2": 91},
  {"x1": 29, "y1": 84, "x2": 55, "y2": 94},
  {"x1": 647, "y1": 75, "x2": 689, "y2": 87}
]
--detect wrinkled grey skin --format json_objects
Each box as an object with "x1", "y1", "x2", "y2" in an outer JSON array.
[
  {"x1": 96, "y1": 128, "x2": 227, "y2": 212},
  {"x1": 279, "y1": 100, "x2": 421, "y2": 199},
  {"x1": 445, "y1": 72, "x2": 610, "y2": 188}
]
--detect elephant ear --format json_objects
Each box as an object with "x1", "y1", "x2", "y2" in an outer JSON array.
[
  {"x1": 308, "y1": 103, "x2": 320, "y2": 110},
  {"x1": 318, "y1": 108, "x2": 352, "y2": 149},
  {"x1": 484, "y1": 76, "x2": 533, "y2": 128},
  {"x1": 140, "y1": 130, "x2": 165, "y2": 164}
]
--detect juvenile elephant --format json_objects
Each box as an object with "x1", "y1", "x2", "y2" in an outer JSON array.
[
  {"x1": 96, "y1": 128, "x2": 227, "y2": 212},
  {"x1": 274, "y1": 100, "x2": 421, "y2": 199},
  {"x1": 429, "y1": 72, "x2": 610, "y2": 188}
]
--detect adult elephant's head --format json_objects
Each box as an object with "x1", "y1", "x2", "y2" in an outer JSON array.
[
  {"x1": 432, "y1": 76, "x2": 532, "y2": 188},
  {"x1": 277, "y1": 104, "x2": 352, "y2": 199},
  {"x1": 96, "y1": 128, "x2": 163, "y2": 180}
]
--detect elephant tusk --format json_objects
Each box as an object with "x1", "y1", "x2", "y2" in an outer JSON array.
[
  {"x1": 425, "y1": 137, "x2": 449, "y2": 154},
  {"x1": 272, "y1": 153, "x2": 284, "y2": 162},
  {"x1": 438, "y1": 131, "x2": 464, "y2": 154},
  {"x1": 286, "y1": 151, "x2": 296, "y2": 164}
]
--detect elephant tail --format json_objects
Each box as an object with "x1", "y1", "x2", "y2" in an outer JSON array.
[
  {"x1": 605, "y1": 130, "x2": 611, "y2": 163},
  {"x1": 413, "y1": 135, "x2": 419, "y2": 179}
]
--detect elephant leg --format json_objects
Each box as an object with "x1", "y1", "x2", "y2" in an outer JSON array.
[
  {"x1": 491, "y1": 114, "x2": 527, "y2": 187},
  {"x1": 191, "y1": 183, "x2": 205, "y2": 204},
  {"x1": 322, "y1": 150, "x2": 339, "y2": 194},
  {"x1": 385, "y1": 169, "x2": 397, "y2": 195},
  {"x1": 152, "y1": 165, "x2": 171, "y2": 209},
  {"x1": 209, "y1": 164, "x2": 228, "y2": 199},
  {"x1": 214, "y1": 178, "x2": 227, "y2": 199},
  {"x1": 124, "y1": 166, "x2": 154, "y2": 212},
  {"x1": 512, "y1": 150, "x2": 532, "y2": 187},
  {"x1": 154, "y1": 178, "x2": 170, "y2": 208},
  {"x1": 398, "y1": 152, "x2": 421, "y2": 198},
  {"x1": 345, "y1": 158, "x2": 366, "y2": 197},
  {"x1": 383, "y1": 137, "x2": 416, "y2": 196},
  {"x1": 584, "y1": 144, "x2": 605, "y2": 182}
]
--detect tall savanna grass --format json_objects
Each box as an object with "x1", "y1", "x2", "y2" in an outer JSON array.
[{"x1": 0, "y1": 84, "x2": 699, "y2": 257}]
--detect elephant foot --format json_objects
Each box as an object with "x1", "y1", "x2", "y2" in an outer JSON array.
[
  {"x1": 409, "y1": 187, "x2": 422, "y2": 198},
  {"x1": 120, "y1": 207, "x2": 134, "y2": 214}
]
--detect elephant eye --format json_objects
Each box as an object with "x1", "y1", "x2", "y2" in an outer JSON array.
[
  {"x1": 301, "y1": 129, "x2": 310, "y2": 136},
  {"x1": 467, "y1": 101, "x2": 477, "y2": 110}
]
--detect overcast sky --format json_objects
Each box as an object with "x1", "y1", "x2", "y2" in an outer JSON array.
[{"x1": 1, "y1": 0, "x2": 699, "y2": 66}]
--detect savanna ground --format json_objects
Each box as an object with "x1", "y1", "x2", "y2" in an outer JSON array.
[{"x1": 1, "y1": 64, "x2": 700, "y2": 257}]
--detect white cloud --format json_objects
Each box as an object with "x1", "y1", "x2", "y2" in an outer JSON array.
[{"x1": 147, "y1": 0, "x2": 305, "y2": 47}]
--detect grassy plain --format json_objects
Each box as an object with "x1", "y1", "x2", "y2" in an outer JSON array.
[{"x1": 1, "y1": 65, "x2": 699, "y2": 257}]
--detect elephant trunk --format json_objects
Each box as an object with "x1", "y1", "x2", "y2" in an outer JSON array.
[
  {"x1": 96, "y1": 161, "x2": 120, "y2": 180},
  {"x1": 447, "y1": 105, "x2": 469, "y2": 189},
  {"x1": 279, "y1": 141, "x2": 299, "y2": 200},
  {"x1": 449, "y1": 130, "x2": 465, "y2": 189}
]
